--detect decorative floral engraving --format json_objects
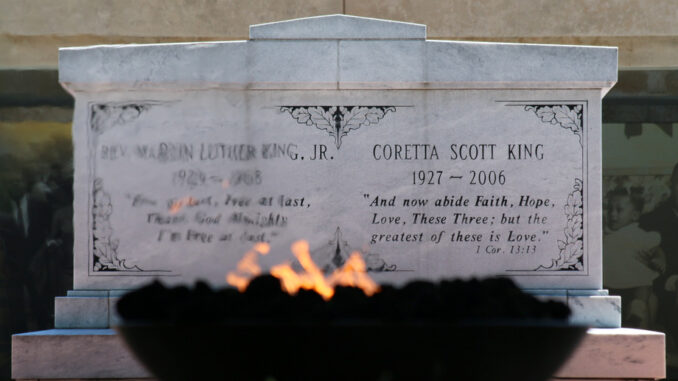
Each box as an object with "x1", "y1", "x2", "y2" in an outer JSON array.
[
  {"x1": 525, "y1": 104, "x2": 583, "y2": 145},
  {"x1": 88, "y1": 101, "x2": 173, "y2": 274},
  {"x1": 92, "y1": 178, "x2": 143, "y2": 272},
  {"x1": 90, "y1": 102, "x2": 159, "y2": 136},
  {"x1": 297, "y1": 227, "x2": 397, "y2": 273},
  {"x1": 280, "y1": 106, "x2": 396, "y2": 149},
  {"x1": 536, "y1": 179, "x2": 584, "y2": 271}
]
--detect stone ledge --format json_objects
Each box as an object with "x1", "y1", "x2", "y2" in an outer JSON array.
[
  {"x1": 567, "y1": 295, "x2": 621, "y2": 328},
  {"x1": 55, "y1": 291, "x2": 622, "y2": 328},
  {"x1": 58, "y1": 15, "x2": 617, "y2": 93},
  {"x1": 54, "y1": 296, "x2": 109, "y2": 328},
  {"x1": 12, "y1": 328, "x2": 664, "y2": 380},
  {"x1": 11, "y1": 329, "x2": 151, "y2": 380},
  {"x1": 510, "y1": 290, "x2": 621, "y2": 328},
  {"x1": 250, "y1": 14, "x2": 426, "y2": 40},
  {"x1": 554, "y1": 328, "x2": 665, "y2": 379}
]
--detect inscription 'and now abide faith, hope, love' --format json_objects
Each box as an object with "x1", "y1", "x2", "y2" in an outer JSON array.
[{"x1": 86, "y1": 97, "x2": 586, "y2": 285}]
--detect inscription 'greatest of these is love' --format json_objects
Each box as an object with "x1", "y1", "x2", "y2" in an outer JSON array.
[{"x1": 86, "y1": 99, "x2": 585, "y2": 280}]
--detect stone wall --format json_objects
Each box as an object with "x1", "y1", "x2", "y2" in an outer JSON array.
[{"x1": 2, "y1": 0, "x2": 678, "y2": 69}]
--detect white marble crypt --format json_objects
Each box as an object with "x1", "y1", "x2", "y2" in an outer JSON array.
[{"x1": 12, "y1": 15, "x2": 665, "y2": 381}]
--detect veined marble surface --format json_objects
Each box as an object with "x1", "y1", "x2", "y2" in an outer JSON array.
[
  {"x1": 59, "y1": 15, "x2": 617, "y2": 92},
  {"x1": 68, "y1": 89, "x2": 603, "y2": 290},
  {"x1": 57, "y1": 16, "x2": 614, "y2": 293}
]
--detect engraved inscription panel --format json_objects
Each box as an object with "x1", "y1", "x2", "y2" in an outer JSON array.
[{"x1": 76, "y1": 90, "x2": 596, "y2": 289}]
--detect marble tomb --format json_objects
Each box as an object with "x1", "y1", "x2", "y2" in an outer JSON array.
[{"x1": 12, "y1": 15, "x2": 665, "y2": 381}]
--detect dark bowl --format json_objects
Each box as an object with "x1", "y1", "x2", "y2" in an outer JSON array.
[{"x1": 116, "y1": 319, "x2": 586, "y2": 381}]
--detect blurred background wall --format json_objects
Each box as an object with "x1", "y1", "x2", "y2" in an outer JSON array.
[{"x1": 1, "y1": 1, "x2": 677, "y2": 380}]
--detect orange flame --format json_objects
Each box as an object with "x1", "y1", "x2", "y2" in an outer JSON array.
[
  {"x1": 225, "y1": 242, "x2": 271, "y2": 292},
  {"x1": 227, "y1": 240, "x2": 380, "y2": 300},
  {"x1": 327, "y1": 252, "x2": 380, "y2": 297}
]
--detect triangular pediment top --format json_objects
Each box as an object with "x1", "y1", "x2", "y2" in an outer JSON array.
[{"x1": 249, "y1": 14, "x2": 426, "y2": 40}]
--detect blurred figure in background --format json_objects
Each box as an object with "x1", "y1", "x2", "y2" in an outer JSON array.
[
  {"x1": 0, "y1": 141, "x2": 74, "y2": 380},
  {"x1": 604, "y1": 187, "x2": 663, "y2": 329},
  {"x1": 640, "y1": 163, "x2": 678, "y2": 356},
  {"x1": 29, "y1": 161, "x2": 74, "y2": 327}
]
